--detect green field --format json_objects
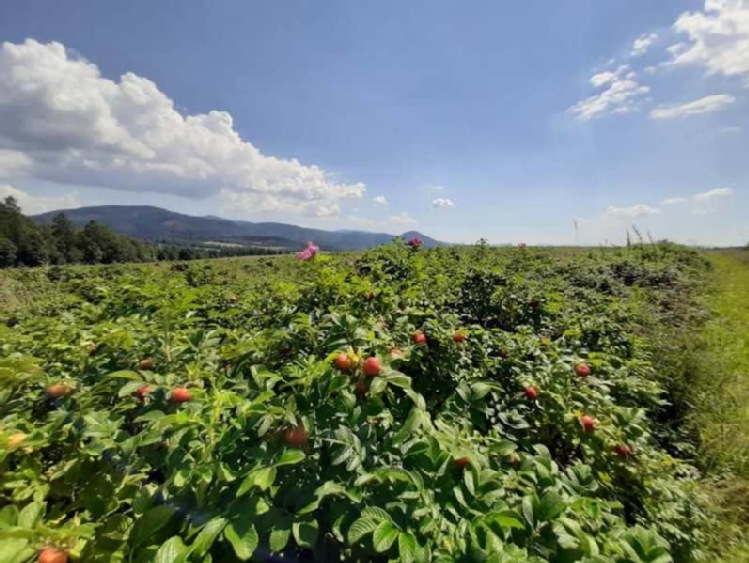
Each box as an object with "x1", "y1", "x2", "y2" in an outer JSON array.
[{"x1": 1, "y1": 242, "x2": 748, "y2": 562}]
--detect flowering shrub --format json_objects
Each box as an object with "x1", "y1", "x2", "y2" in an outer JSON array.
[
  {"x1": 296, "y1": 241, "x2": 320, "y2": 261},
  {"x1": 0, "y1": 242, "x2": 711, "y2": 561}
]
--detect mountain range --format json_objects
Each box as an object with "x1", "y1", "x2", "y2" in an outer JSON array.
[{"x1": 32, "y1": 205, "x2": 443, "y2": 252}]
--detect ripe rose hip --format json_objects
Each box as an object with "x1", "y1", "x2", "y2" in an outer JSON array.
[
  {"x1": 367, "y1": 290, "x2": 376, "y2": 301},
  {"x1": 581, "y1": 415, "x2": 596, "y2": 432},
  {"x1": 139, "y1": 358, "x2": 155, "y2": 371},
  {"x1": 38, "y1": 548, "x2": 68, "y2": 563},
  {"x1": 362, "y1": 357, "x2": 381, "y2": 377},
  {"x1": 413, "y1": 331, "x2": 427, "y2": 346},
  {"x1": 135, "y1": 386, "x2": 150, "y2": 400},
  {"x1": 525, "y1": 386, "x2": 538, "y2": 401},
  {"x1": 284, "y1": 424, "x2": 308, "y2": 447},
  {"x1": 45, "y1": 384, "x2": 71, "y2": 399},
  {"x1": 575, "y1": 363, "x2": 591, "y2": 378},
  {"x1": 453, "y1": 332, "x2": 467, "y2": 343},
  {"x1": 171, "y1": 387, "x2": 191, "y2": 404},
  {"x1": 615, "y1": 444, "x2": 633, "y2": 458},
  {"x1": 334, "y1": 353, "x2": 352, "y2": 371},
  {"x1": 454, "y1": 456, "x2": 471, "y2": 470},
  {"x1": 355, "y1": 379, "x2": 367, "y2": 395}
]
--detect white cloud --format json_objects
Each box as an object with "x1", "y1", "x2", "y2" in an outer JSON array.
[
  {"x1": 0, "y1": 39, "x2": 365, "y2": 218},
  {"x1": 719, "y1": 125, "x2": 742, "y2": 132},
  {"x1": 668, "y1": 1, "x2": 749, "y2": 86},
  {"x1": 373, "y1": 195, "x2": 388, "y2": 205},
  {"x1": 571, "y1": 66, "x2": 650, "y2": 120},
  {"x1": 649, "y1": 94, "x2": 736, "y2": 119},
  {"x1": 604, "y1": 204, "x2": 661, "y2": 219},
  {"x1": 431, "y1": 197, "x2": 454, "y2": 208},
  {"x1": 589, "y1": 65, "x2": 629, "y2": 87},
  {"x1": 660, "y1": 187, "x2": 734, "y2": 213},
  {"x1": 0, "y1": 184, "x2": 80, "y2": 214},
  {"x1": 423, "y1": 184, "x2": 444, "y2": 192},
  {"x1": 631, "y1": 32, "x2": 659, "y2": 56},
  {"x1": 388, "y1": 211, "x2": 418, "y2": 225},
  {"x1": 693, "y1": 186, "x2": 733, "y2": 205}
]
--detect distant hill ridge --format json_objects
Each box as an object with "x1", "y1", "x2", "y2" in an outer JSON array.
[{"x1": 32, "y1": 205, "x2": 443, "y2": 252}]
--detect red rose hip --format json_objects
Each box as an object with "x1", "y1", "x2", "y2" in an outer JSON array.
[
  {"x1": 453, "y1": 332, "x2": 466, "y2": 343},
  {"x1": 581, "y1": 415, "x2": 596, "y2": 432},
  {"x1": 39, "y1": 548, "x2": 68, "y2": 563},
  {"x1": 454, "y1": 456, "x2": 471, "y2": 470},
  {"x1": 334, "y1": 353, "x2": 352, "y2": 371},
  {"x1": 362, "y1": 357, "x2": 381, "y2": 377},
  {"x1": 284, "y1": 424, "x2": 308, "y2": 447},
  {"x1": 575, "y1": 363, "x2": 591, "y2": 378},
  {"x1": 413, "y1": 331, "x2": 427, "y2": 346},
  {"x1": 171, "y1": 387, "x2": 191, "y2": 404},
  {"x1": 615, "y1": 444, "x2": 633, "y2": 458},
  {"x1": 525, "y1": 386, "x2": 538, "y2": 401}
]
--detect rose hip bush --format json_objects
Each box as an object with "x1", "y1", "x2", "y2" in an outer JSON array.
[{"x1": 0, "y1": 242, "x2": 711, "y2": 562}]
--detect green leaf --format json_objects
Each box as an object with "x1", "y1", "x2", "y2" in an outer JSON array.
[
  {"x1": 118, "y1": 380, "x2": 147, "y2": 398},
  {"x1": 154, "y1": 535, "x2": 190, "y2": 563},
  {"x1": 270, "y1": 526, "x2": 291, "y2": 552},
  {"x1": 275, "y1": 449, "x2": 306, "y2": 467},
  {"x1": 17, "y1": 502, "x2": 44, "y2": 529},
  {"x1": 521, "y1": 496, "x2": 534, "y2": 527},
  {"x1": 398, "y1": 532, "x2": 418, "y2": 563},
  {"x1": 0, "y1": 507, "x2": 18, "y2": 529},
  {"x1": 191, "y1": 517, "x2": 226, "y2": 558},
  {"x1": 292, "y1": 519, "x2": 319, "y2": 548},
  {"x1": 224, "y1": 516, "x2": 258, "y2": 561},
  {"x1": 129, "y1": 505, "x2": 174, "y2": 547},
  {"x1": 392, "y1": 408, "x2": 423, "y2": 445},
  {"x1": 347, "y1": 518, "x2": 379, "y2": 544},
  {"x1": 372, "y1": 521, "x2": 399, "y2": 553},
  {"x1": 361, "y1": 506, "x2": 392, "y2": 522},
  {"x1": 236, "y1": 466, "x2": 277, "y2": 497},
  {"x1": 536, "y1": 491, "x2": 565, "y2": 522},
  {"x1": 0, "y1": 538, "x2": 35, "y2": 563},
  {"x1": 108, "y1": 370, "x2": 142, "y2": 380}
]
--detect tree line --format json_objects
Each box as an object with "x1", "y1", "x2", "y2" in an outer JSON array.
[{"x1": 0, "y1": 196, "x2": 282, "y2": 268}]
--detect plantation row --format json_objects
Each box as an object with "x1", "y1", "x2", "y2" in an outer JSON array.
[{"x1": 0, "y1": 242, "x2": 712, "y2": 562}]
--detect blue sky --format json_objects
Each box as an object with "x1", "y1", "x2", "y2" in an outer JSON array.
[{"x1": 0, "y1": 0, "x2": 747, "y2": 245}]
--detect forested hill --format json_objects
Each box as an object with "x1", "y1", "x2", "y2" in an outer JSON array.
[
  {"x1": 0, "y1": 197, "x2": 279, "y2": 267},
  {"x1": 32, "y1": 205, "x2": 443, "y2": 251}
]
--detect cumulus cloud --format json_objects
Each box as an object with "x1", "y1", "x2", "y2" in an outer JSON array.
[
  {"x1": 0, "y1": 184, "x2": 80, "y2": 215},
  {"x1": 372, "y1": 195, "x2": 388, "y2": 205},
  {"x1": 649, "y1": 94, "x2": 736, "y2": 119},
  {"x1": 589, "y1": 67, "x2": 624, "y2": 88},
  {"x1": 431, "y1": 197, "x2": 454, "y2": 208},
  {"x1": 0, "y1": 39, "x2": 365, "y2": 217},
  {"x1": 571, "y1": 65, "x2": 650, "y2": 120},
  {"x1": 693, "y1": 186, "x2": 733, "y2": 207},
  {"x1": 662, "y1": 197, "x2": 689, "y2": 205},
  {"x1": 604, "y1": 204, "x2": 661, "y2": 219},
  {"x1": 631, "y1": 32, "x2": 659, "y2": 56},
  {"x1": 661, "y1": 187, "x2": 733, "y2": 213},
  {"x1": 388, "y1": 212, "x2": 418, "y2": 225},
  {"x1": 668, "y1": 0, "x2": 749, "y2": 85}
]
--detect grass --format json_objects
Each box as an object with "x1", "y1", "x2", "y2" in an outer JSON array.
[{"x1": 691, "y1": 250, "x2": 749, "y2": 560}]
